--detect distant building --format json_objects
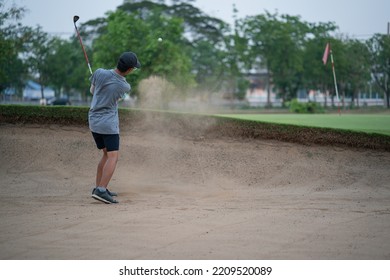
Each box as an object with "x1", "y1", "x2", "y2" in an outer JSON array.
[
  {"x1": 245, "y1": 71, "x2": 384, "y2": 107},
  {"x1": 245, "y1": 71, "x2": 282, "y2": 107},
  {"x1": 2, "y1": 87, "x2": 16, "y2": 101},
  {"x1": 23, "y1": 80, "x2": 55, "y2": 100}
]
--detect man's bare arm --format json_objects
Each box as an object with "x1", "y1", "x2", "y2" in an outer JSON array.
[{"x1": 90, "y1": 84, "x2": 95, "y2": 95}]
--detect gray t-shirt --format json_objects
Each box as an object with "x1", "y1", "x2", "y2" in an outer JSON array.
[{"x1": 88, "y1": 69, "x2": 131, "y2": 134}]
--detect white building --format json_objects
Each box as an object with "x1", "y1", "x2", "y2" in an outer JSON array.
[{"x1": 23, "y1": 80, "x2": 55, "y2": 100}]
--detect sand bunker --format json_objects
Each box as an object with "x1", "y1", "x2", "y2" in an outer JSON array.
[{"x1": 0, "y1": 122, "x2": 389, "y2": 259}]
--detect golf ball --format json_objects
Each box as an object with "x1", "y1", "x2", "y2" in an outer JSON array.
[{"x1": 158, "y1": 37, "x2": 163, "y2": 42}]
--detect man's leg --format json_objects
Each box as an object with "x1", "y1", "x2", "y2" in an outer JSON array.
[
  {"x1": 96, "y1": 148, "x2": 108, "y2": 187},
  {"x1": 97, "y1": 150, "x2": 119, "y2": 188},
  {"x1": 91, "y1": 133, "x2": 120, "y2": 203}
]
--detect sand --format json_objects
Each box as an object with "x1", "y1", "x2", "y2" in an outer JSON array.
[{"x1": 0, "y1": 123, "x2": 389, "y2": 260}]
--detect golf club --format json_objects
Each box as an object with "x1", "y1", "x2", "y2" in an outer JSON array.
[{"x1": 73, "y1": 15, "x2": 93, "y2": 75}]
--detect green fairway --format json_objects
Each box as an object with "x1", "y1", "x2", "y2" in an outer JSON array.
[{"x1": 216, "y1": 114, "x2": 390, "y2": 136}]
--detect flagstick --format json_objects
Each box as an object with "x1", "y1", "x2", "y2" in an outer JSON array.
[{"x1": 330, "y1": 49, "x2": 341, "y2": 115}]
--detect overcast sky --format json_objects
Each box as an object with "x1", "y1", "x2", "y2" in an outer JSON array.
[{"x1": 11, "y1": 0, "x2": 390, "y2": 39}]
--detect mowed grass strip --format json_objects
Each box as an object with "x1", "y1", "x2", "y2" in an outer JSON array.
[{"x1": 216, "y1": 114, "x2": 390, "y2": 136}]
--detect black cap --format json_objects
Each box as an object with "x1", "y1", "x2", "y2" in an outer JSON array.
[{"x1": 117, "y1": 52, "x2": 141, "y2": 72}]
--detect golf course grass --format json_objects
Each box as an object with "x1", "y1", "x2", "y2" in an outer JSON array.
[{"x1": 216, "y1": 114, "x2": 390, "y2": 136}]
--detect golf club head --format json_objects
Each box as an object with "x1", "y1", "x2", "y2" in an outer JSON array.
[{"x1": 73, "y1": 15, "x2": 80, "y2": 24}]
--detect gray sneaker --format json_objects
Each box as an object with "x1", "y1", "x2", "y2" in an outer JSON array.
[
  {"x1": 92, "y1": 188, "x2": 118, "y2": 204},
  {"x1": 92, "y1": 187, "x2": 118, "y2": 197}
]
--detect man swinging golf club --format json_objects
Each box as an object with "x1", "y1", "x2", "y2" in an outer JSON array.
[
  {"x1": 73, "y1": 16, "x2": 140, "y2": 203},
  {"x1": 90, "y1": 52, "x2": 141, "y2": 204}
]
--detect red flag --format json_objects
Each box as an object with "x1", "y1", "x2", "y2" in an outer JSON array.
[{"x1": 322, "y1": 43, "x2": 330, "y2": 65}]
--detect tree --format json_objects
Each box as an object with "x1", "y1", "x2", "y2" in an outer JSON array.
[
  {"x1": 220, "y1": 7, "x2": 250, "y2": 101},
  {"x1": 92, "y1": 7, "x2": 194, "y2": 97},
  {"x1": 44, "y1": 37, "x2": 90, "y2": 99},
  {"x1": 367, "y1": 34, "x2": 390, "y2": 108},
  {"x1": 24, "y1": 26, "x2": 51, "y2": 101},
  {"x1": 172, "y1": 1, "x2": 239, "y2": 97},
  {"x1": 242, "y1": 12, "x2": 311, "y2": 106},
  {"x1": 44, "y1": 38, "x2": 71, "y2": 96},
  {"x1": 343, "y1": 39, "x2": 371, "y2": 107},
  {"x1": 85, "y1": 0, "x2": 232, "y2": 97},
  {"x1": 0, "y1": 0, "x2": 29, "y2": 97}
]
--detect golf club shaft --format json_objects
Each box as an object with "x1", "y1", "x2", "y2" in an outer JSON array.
[{"x1": 74, "y1": 21, "x2": 93, "y2": 75}]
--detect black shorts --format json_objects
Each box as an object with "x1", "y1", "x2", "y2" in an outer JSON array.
[{"x1": 92, "y1": 132, "x2": 120, "y2": 152}]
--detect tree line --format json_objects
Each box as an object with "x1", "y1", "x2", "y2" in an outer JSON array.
[{"x1": 1, "y1": 0, "x2": 389, "y2": 108}]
